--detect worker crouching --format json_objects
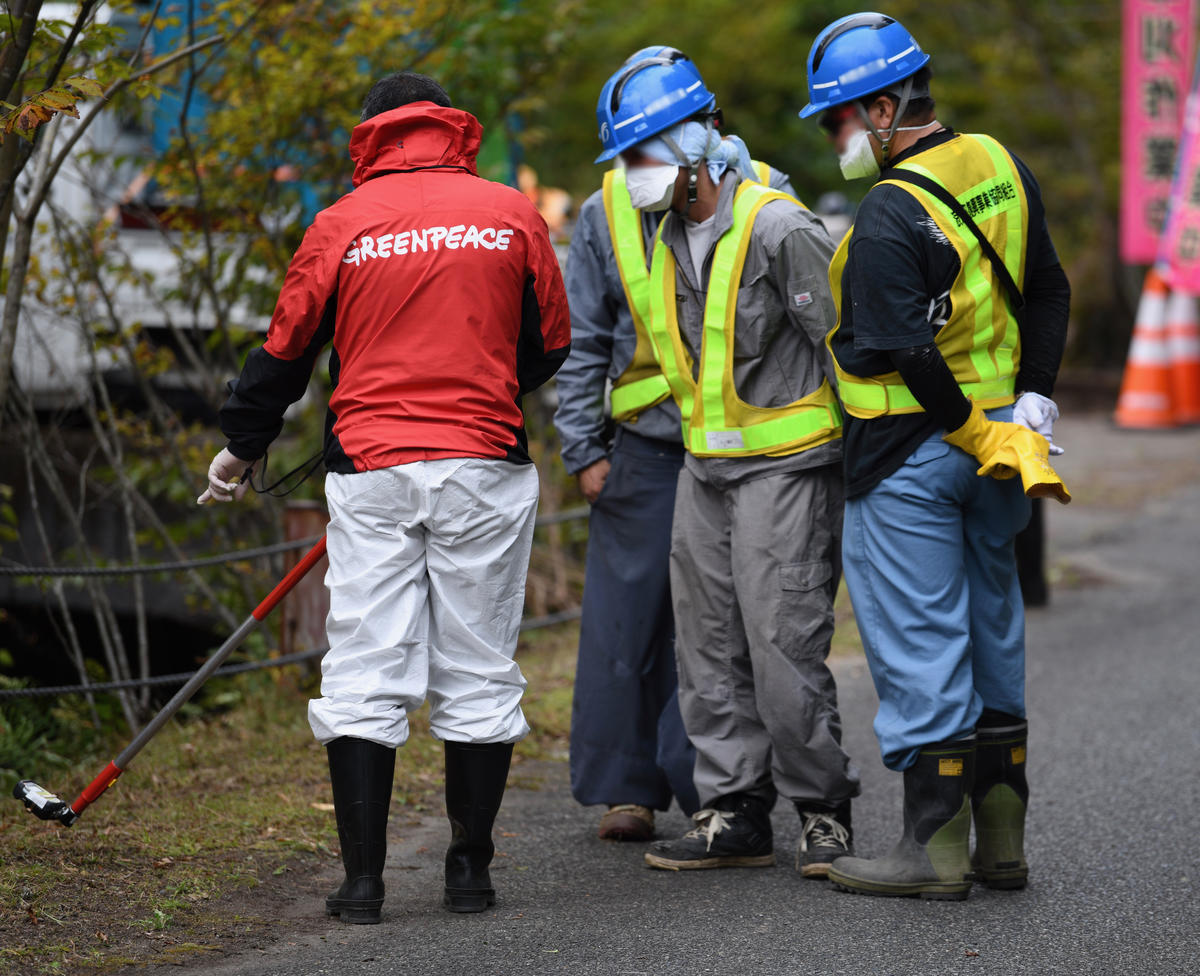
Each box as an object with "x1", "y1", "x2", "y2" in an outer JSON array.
[{"x1": 199, "y1": 72, "x2": 570, "y2": 922}]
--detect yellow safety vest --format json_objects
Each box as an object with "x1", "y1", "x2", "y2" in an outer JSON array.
[
  {"x1": 827, "y1": 133, "x2": 1030, "y2": 418},
  {"x1": 604, "y1": 160, "x2": 780, "y2": 424},
  {"x1": 604, "y1": 169, "x2": 672, "y2": 423},
  {"x1": 644, "y1": 180, "x2": 842, "y2": 458}
]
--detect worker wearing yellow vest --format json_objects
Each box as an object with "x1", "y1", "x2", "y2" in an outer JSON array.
[
  {"x1": 554, "y1": 47, "x2": 798, "y2": 843},
  {"x1": 799, "y1": 13, "x2": 1072, "y2": 899},
  {"x1": 579, "y1": 53, "x2": 862, "y2": 877}
]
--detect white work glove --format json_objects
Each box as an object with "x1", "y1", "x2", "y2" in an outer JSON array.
[
  {"x1": 1012, "y1": 392, "x2": 1064, "y2": 455},
  {"x1": 197, "y1": 447, "x2": 258, "y2": 505}
]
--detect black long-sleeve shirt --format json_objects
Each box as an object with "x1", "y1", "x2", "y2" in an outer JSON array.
[{"x1": 833, "y1": 128, "x2": 1071, "y2": 498}]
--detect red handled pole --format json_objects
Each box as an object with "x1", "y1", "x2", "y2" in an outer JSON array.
[{"x1": 14, "y1": 536, "x2": 328, "y2": 826}]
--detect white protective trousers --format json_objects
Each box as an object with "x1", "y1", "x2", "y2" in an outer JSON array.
[{"x1": 308, "y1": 458, "x2": 540, "y2": 748}]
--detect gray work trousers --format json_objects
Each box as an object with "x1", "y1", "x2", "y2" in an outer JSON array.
[{"x1": 670, "y1": 463, "x2": 861, "y2": 809}]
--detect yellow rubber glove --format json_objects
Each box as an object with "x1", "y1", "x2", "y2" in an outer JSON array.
[
  {"x1": 943, "y1": 401, "x2": 1020, "y2": 475},
  {"x1": 944, "y1": 401, "x2": 1072, "y2": 504},
  {"x1": 978, "y1": 442, "x2": 1071, "y2": 504}
]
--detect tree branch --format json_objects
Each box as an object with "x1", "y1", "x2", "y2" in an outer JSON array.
[
  {"x1": 37, "y1": 0, "x2": 101, "y2": 98},
  {"x1": 0, "y1": 32, "x2": 224, "y2": 415},
  {"x1": 22, "y1": 32, "x2": 225, "y2": 223},
  {"x1": 0, "y1": 0, "x2": 44, "y2": 106}
]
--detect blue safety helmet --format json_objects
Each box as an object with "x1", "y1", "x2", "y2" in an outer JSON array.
[
  {"x1": 798, "y1": 13, "x2": 929, "y2": 119},
  {"x1": 594, "y1": 47, "x2": 717, "y2": 163}
]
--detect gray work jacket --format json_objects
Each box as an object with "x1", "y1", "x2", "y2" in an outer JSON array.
[
  {"x1": 655, "y1": 172, "x2": 842, "y2": 490},
  {"x1": 553, "y1": 166, "x2": 797, "y2": 476}
]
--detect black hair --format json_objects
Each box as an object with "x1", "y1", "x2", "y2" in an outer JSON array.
[
  {"x1": 360, "y1": 71, "x2": 452, "y2": 121},
  {"x1": 901, "y1": 96, "x2": 937, "y2": 123},
  {"x1": 861, "y1": 65, "x2": 935, "y2": 123}
]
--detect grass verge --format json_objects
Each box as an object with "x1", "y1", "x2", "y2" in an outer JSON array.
[{"x1": 0, "y1": 624, "x2": 578, "y2": 975}]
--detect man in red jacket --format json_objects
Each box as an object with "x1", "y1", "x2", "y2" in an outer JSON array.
[{"x1": 198, "y1": 72, "x2": 570, "y2": 923}]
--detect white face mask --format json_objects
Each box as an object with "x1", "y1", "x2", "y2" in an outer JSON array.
[
  {"x1": 625, "y1": 163, "x2": 680, "y2": 211},
  {"x1": 838, "y1": 119, "x2": 942, "y2": 182},
  {"x1": 838, "y1": 127, "x2": 879, "y2": 181}
]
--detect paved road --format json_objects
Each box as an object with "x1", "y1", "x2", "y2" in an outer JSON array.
[{"x1": 156, "y1": 419, "x2": 1200, "y2": 976}]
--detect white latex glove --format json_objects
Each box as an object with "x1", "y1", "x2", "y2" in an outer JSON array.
[
  {"x1": 197, "y1": 447, "x2": 258, "y2": 504},
  {"x1": 1012, "y1": 392, "x2": 1064, "y2": 455}
]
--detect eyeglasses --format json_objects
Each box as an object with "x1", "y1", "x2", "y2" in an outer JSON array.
[{"x1": 819, "y1": 105, "x2": 858, "y2": 136}]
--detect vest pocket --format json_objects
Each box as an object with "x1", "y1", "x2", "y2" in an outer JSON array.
[
  {"x1": 732, "y1": 271, "x2": 779, "y2": 360},
  {"x1": 784, "y1": 273, "x2": 830, "y2": 347}
]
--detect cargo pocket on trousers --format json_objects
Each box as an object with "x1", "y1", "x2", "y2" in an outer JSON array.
[
  {"x1": 781, "y1": 560, "x2": 833, "y2": 594},
  {"x1": 778, "y1": 560, "x2": 835, "y2": 661}
]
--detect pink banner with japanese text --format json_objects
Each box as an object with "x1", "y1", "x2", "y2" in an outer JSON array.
[
  {"x1": 1161, "y1": 61, "x2": 1200, "y2": 286},
  {"x1": 1122, "y1": 0, "x2": 1195, "y2": 264}
]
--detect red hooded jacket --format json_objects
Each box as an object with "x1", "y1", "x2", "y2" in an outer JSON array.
[{"x1": 220, "y1": 103, "x2": 571, "y2": 472}]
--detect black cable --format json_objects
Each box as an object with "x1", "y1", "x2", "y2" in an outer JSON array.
[
  {"x1": 0, "y1": 646, "x2": 328, "y2": 700},
  {"x1": 0, "y1": 535, "x2": 322, "y2": 578},
  {"x1": 0, "y1": 601, "x2": 587, "y2": 700},
  {"x1": 247, "y1": 448, "x2": 326, "y2": 498},
  {"x1": 0, "y1": 507, "x2": 589, "y2": 579},
  {"x1": 518, "y1": 607, "x2": 583, "y2": 632}
]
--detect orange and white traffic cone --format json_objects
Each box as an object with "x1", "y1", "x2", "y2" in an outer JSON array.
[
  {"x1": 1115, "y1": 269, "x2": 1176, "y2": 429},
  {"x1": 1165, "y1": 288, "x2": 1200, "y2": 425}
]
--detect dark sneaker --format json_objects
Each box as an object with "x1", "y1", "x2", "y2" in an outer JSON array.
[
  {"x1": 796, "y1": 800, "x2": 853, "y2": 878},
  {"x1": 644, "y1": 795, "x2": 774, "y2": 871}
]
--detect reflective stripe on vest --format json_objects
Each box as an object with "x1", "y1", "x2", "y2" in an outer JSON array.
[
  {"x1": 752, "y1": 159, "x2": 771, "y2": 185},
  {"x1": 645, "y1": 181, "x2": 842, "y2": 458},
  {"x1": 827, "y1": 133, "x2": 1030, "y2": 419},
  {"x1": 604, "y1": 169, "x2": 672, "y2": 423}
]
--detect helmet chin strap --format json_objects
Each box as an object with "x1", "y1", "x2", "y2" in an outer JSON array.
[
  {"x1": 659, "y1": 116, "x2": 715, "y2": 208},
  {"x1": 855, "y1": 75, "x2": 914, "y2": 162},
  {"x1": 686, "y1": 160, "x2": 701, "y2": 205}
]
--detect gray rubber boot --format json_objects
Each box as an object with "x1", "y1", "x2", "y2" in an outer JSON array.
[
  {"x1": 828, "y1": 738, "x2": 975, "y2": 900},
  {"x1": 971, "y1": 715, "x2": 1029, "y2": 889},
  {"x1": 324, "y1": 737, "x2": 396, "y2": 924}
]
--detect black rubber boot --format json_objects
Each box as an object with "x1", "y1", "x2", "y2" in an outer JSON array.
[
  {"x1": 828, "y1": 738, "x2": 975, "y2": 900},
  {"x1": 443, "y1": 741, "x2": 513, "y2": 913},
  {"x1": 643, "y1": 793, "x2": 775, "y2": 870},
  {"x1": 324, "y1": 736, "x2": 395, "y2": 924},
  {"x1": 971, "y1": 714, "x2": 1029, "y2": 889}
]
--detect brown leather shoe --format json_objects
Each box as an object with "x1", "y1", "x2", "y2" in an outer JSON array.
[{"x1": 597, "y1": 804, "x2": 655, "y2": 841}]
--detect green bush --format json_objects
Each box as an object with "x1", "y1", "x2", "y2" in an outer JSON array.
[{"x1": 0, "y1": 676, "x2": 69, "y2": 791}]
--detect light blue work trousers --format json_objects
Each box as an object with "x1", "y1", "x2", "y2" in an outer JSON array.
[{"x1": 842, "y1": 409, "x2": 1032, "y2": 771}]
